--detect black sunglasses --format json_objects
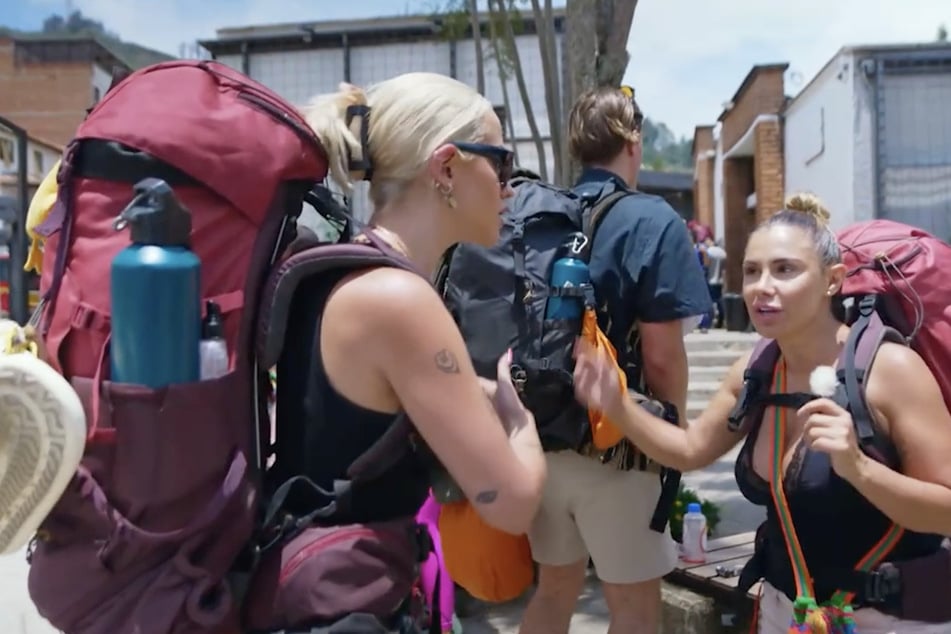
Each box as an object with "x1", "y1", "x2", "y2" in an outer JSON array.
[{"x1": 452, "y1": 141, "x2": 514, "y2": 187}]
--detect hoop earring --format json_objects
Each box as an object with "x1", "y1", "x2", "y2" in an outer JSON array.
[{"x1": 434, "y1": 180, "x2": 457, "y2": 209}]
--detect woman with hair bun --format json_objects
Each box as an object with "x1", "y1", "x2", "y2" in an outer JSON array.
[{"x1": 569, "y1": 193, "x2": 951, "y2": 632}]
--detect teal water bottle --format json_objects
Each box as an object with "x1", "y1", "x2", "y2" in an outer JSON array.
[
  {"x1": 545, "y1": 232, "x2": 590, "y2": 320},
  {"x1": 110, "y1": 178, "x2": 201, "y2": 388}
]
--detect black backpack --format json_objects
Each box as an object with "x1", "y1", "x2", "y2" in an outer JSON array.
[
  {"x1": 435, "y1": 173, "x2": 683, "y2": 534},
  {"x1": 435, "y1": 172, "x2": 625, "y2": 451}
]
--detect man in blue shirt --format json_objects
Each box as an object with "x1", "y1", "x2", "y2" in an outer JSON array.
[{"x1": 519, "y1": 87, "x2": 711, "y2": 634}]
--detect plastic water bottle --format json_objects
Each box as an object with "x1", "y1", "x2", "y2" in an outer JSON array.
[
  {"x1": 199, "y1": 300, "x2": 229, "y2": 380},
  {"x1": 681, "y1": 502, "x2": 708, "y2": 563},
  {"x1": 110, "y1": 178, "x2": 201, "y2": 388},
  {"x1": 545, "y1": 232, "x2": 590, "y2": 320}
]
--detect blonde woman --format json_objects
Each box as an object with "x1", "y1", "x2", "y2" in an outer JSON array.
[{"x1": 261, "y1": 74, "x2": 547, "y2": 632}]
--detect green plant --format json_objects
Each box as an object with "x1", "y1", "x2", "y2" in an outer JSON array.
[{"x1": 668, "y1": 484, "x2": 721, "y2": 543}]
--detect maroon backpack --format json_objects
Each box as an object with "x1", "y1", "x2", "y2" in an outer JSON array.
[{"x1": 27, "y1": 61, "x2": 435, "y2": 634}]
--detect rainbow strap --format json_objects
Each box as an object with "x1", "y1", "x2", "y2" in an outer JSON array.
[{"x1": 769, "y1": 361, "x2": 904, "y2": 633}]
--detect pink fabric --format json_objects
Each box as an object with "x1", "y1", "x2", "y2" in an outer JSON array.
[{"x1": 416, "y1": 491, "x2": 455, "y2": 631}]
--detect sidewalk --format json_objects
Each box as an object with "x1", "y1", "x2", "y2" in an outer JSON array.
[{"x1": 0, "y1": 548, "x2": 57, "y2": 634}]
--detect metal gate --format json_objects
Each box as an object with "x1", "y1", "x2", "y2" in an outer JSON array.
[{"x1": 875, "y1": 51, "x2": 951, "y2": 241}]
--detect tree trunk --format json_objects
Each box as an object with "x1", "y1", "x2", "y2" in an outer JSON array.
[
  {"x1": 563, "y1": 0, "x2": 598, "y2": 183},
  {"x1": 530, "y1": 0, "x2": 563, "y2": 184},
  {"x1": 493, "y1": 0, "x2": 548, "y2": 181},
  {"x1": 466, "y1": 0, "x2": 485, "y2": 94},
  {"x1": 595, "y1": 0, "x2": 637, "y2": 87},
  {"x1": 562, "y1": 0, "x2": 639, "y2": 181},
  {"x1": 487, "y1": 0, "x2": 520, "y2": 164}
]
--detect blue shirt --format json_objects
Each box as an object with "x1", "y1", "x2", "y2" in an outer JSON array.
[{"x1": 573, "y1": 168, "x2": 712, "y2": 386}]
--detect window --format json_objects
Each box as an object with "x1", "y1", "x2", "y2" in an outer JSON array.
[
  {"x1": 92, "y1": 86, "x2": 102, "y2": 105},
  {"x1": 0, "y1": 138, "x2": 13, "y2": 166},
  {"x1": 33, "y1": 150, "x2": 44, "y2": 174}
]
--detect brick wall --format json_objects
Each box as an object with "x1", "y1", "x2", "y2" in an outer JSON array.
[
  {"x1": 692, "y1": 126, "x2": 715, "y2": 232},
  {"x1": 716, "y1": 64, "x2": 788, "y2": 293},
  {"x1": 753, "y1": 118, "x2": 785, "y2": 223},
  {"x1": 694, "y1": 157, "x2": 715, "y2": 232},
  {"x1": 720, "y1": 65, "x2": 787, "y2": 152},
  {"x1": 0, "y1": 39, "x2": 93, "y2": 146},
  {"x1": 723, "y1": 157, "x2": 754, "y2": 293}
]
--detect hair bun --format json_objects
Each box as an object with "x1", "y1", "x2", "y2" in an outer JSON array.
[{"x1": 784, "y1": 192, "x2": 831, "y2": 227}]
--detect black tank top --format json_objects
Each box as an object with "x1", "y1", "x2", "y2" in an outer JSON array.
[
  {"x1": 735, "y1": 406, "x2": 942, "y2": 604},
  {"x1": 271, "y1": 270, "x2": 431, "y2": 525}
]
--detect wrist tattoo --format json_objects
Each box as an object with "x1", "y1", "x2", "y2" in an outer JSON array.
[
  {"x1": 475, "y1": 489, "x2": 498, "y2": 504},
  {"x1": 434, "y1": 348, "x2": 460, "y2": 374}
]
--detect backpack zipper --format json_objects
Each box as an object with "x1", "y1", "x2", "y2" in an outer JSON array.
[
  {"x1": 236, "y1": 91, "x2": 324, "y2": 155},
  {"x1": 278, "y1": 526, "x2": 383, "y2": 585}
]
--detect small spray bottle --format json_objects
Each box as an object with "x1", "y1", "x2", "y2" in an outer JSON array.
[{"x1": 199, "y1": 300, "x2": 228, "y2": 380}]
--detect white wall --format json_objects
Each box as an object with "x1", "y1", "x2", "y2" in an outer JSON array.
[
  {"x1": 783, "y1": 50, "x2": 857, "y2": 232},
  {"x1": 712, "y1": 122, "x2": 725, "y2": 240},
  {"x1": 91, "y1": 63, "x2": 113, "y2": 104},
  {"x1": 232, "y1": 32, "x2": 560, "y2": 179},
  {"x1": 215, "y1": 54, "x2": 244, "y2": 71},
  {"x1": 247, "y1": 49, "x2": 346, "y2": 107},
  {"x1": 350, "y1": 40, "x2": 451, "y2": 86},
  {"x1": 458, "y1": 32, "x2": 560, "y2": 179},
  {"x1": 851, "y1": 56, "x2": 877, "y2": 224},
  {"x1": 0, "y1": 129, "x2": 61, "y2": 180},
  {"x1": 0, "y1": 130, "x2": 61, "y2": 196}
]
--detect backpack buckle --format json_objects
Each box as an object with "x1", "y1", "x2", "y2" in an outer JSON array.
[
  {"x1": 728, "y1": 372, "x2": 761, "y2": 431},
  {"x1": 511, "y1": 364, "x2": 527, "y2": 393},
  {"x1": 858, "y1": 294, "x2": 877, "y2": 317},
  {"x1": 568, "y1": 234, "x2": 588, "y2": 255},
  {"x1": 864, "y1": 563, "x2": 901, "y2": 604}
]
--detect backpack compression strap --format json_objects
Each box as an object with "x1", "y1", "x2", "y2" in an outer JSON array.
[
  {"x1": 254, "y1": 237, "x2": 424, "y2": 542},
  {"x1": 727, "y1": 338, "x2": 781, "y2": 431},
  {"x1": 835, "y1": 294, "x2": 905, "y2": 464},
  {"x1": 726, "y1": 301, "x2": 901, "y2": 463},
  {"x1": 256, "y1": 238, "x2": 420, "y2": 368}
]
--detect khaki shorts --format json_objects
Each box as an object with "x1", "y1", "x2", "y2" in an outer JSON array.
[{"x1": 527, "y1": 450, "x2": 677, "y2": 584}]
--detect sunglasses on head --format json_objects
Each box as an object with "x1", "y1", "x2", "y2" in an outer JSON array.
[
  {"x1": 452, "y1": 141, "x2": 514, "y2": 187},
  {"x1": 619, "y1": 85, "x2": 644, "y2": 132}
]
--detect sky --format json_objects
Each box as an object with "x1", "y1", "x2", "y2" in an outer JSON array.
[{"x1": 3, "y1": 0, "x2": 949, "y2": 140}]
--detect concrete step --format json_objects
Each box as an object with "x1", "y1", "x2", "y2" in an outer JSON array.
[
  {"x1": 686, "y1": 400, "x2": 707, "y2": 420},
  {"x1": 687, "y1": 380, "x2": 719, "y2": 404},
  {"x1": 684, "y1": 329, "x2": 760, "y2": 353},
  {"x1": 689, "y1": 364, "x2": 732, "y2": 383},
  {"x1": 687, "y1": 349, "x2": 748, "y2": 367}
]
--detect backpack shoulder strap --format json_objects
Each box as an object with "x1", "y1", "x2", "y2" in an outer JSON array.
[
  {"x1": 256, "y1": 239, "x2": 418, "y2": 369},
  {"x1": 836, "y1": 294, "x2": 905, "y2": 462},
  {"x1": 727, "y1": 338, "x2": 780, "y2": 431},
  {"x1": 433, "y1": 243, "x2": 459, "y2": 297},
  {"x1": 580, "y1": 189, "x2": 628, "y2": 253}
]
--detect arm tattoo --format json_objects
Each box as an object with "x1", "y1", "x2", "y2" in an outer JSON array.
[
  {"x1": 434, "y1": 348, "x2": 460, "y2": 374},
  {"x1": 475, "y1": 489, "x2": 498, "y2": 504}
]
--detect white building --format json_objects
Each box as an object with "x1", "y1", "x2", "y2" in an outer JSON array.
[
  {"x1": 0, "y1": 128, "x2": 61, "y2": 200},
  {"x1": 200, "y1": 12, "x2": 564, "y2": 222},
  {"x1": 784, "y1": 43, "x2": 951, "y2": 238}
]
